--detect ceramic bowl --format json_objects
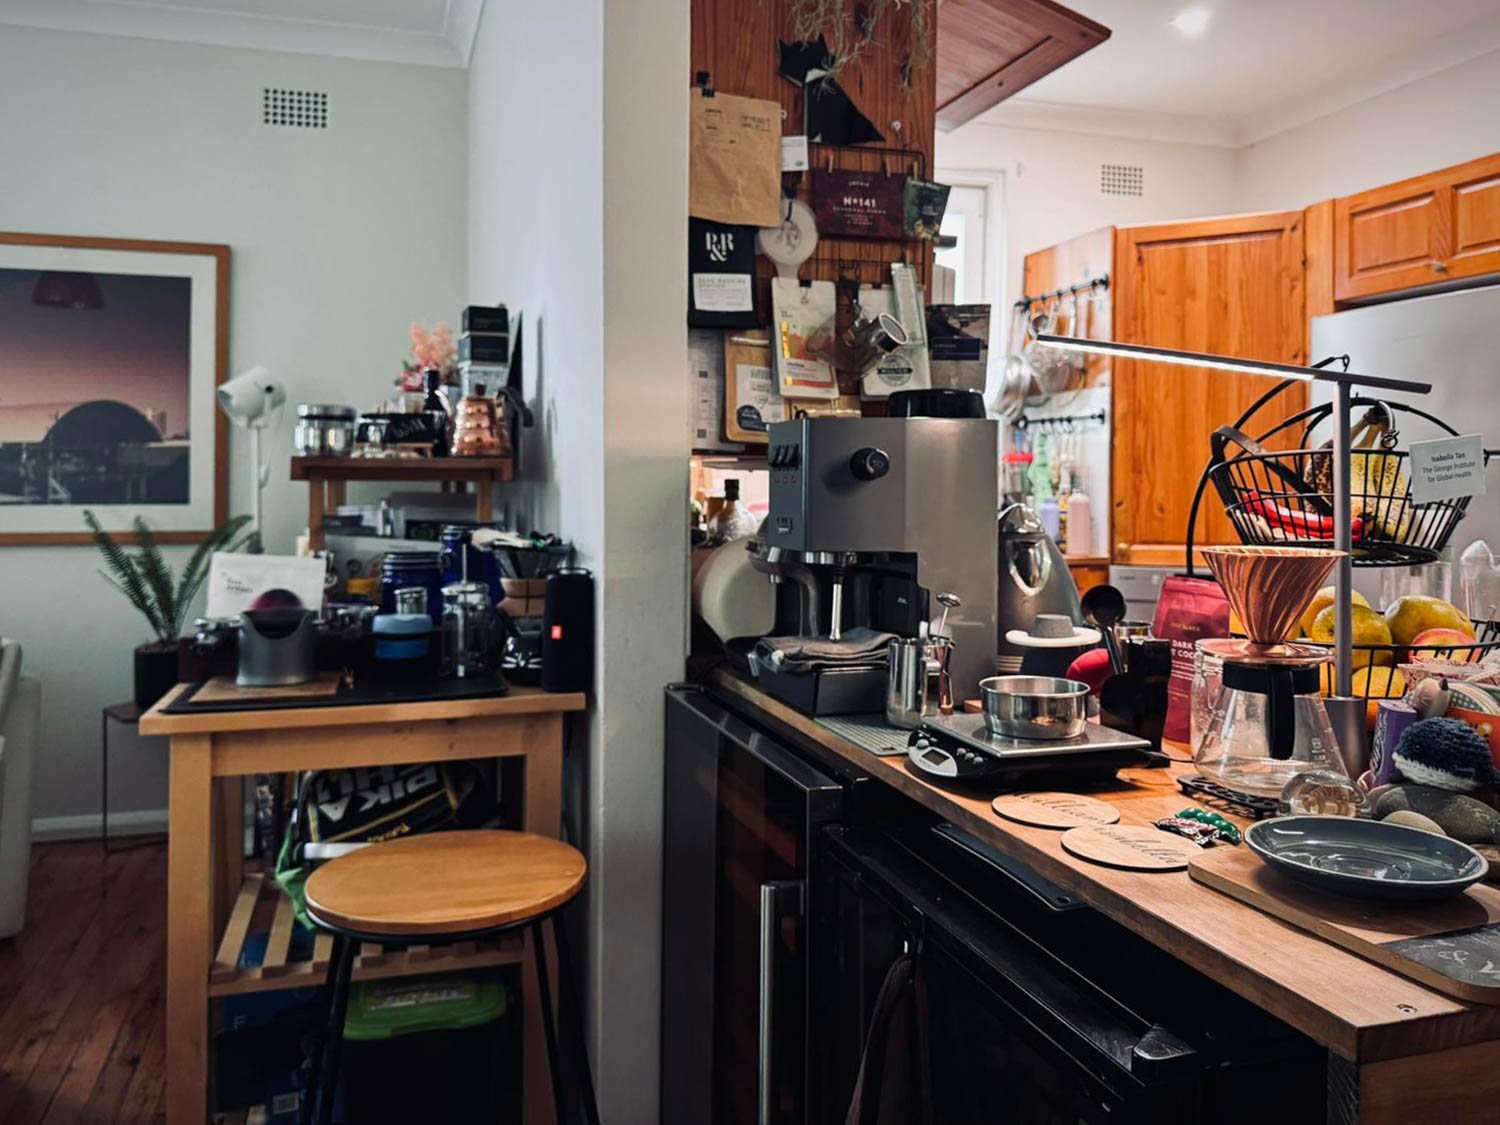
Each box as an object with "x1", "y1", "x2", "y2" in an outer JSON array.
[{"x1": 1245, "y1": 815, "x2": 1488, "y2": 902}]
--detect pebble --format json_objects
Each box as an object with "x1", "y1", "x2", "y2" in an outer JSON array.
[
  {"x1": 1373, "y1": 785, "x2": 1500, "y2": 844},
  {"x1": 1380, "y1": 810, "x2": 1446, "y2": 836}
]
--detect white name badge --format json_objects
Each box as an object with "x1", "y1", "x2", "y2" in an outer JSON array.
[{"x1": 1409, "y1": 434, "x2": 1487, "y2": 505}]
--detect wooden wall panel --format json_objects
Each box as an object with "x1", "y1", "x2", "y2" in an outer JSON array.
[{"x1": 691, "y1": 0, "x2": 937, "y2": 314}]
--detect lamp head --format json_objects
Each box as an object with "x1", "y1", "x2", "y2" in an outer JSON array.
[{"x1": 217, "y1": 366, "x2": 286, "y2": 428}]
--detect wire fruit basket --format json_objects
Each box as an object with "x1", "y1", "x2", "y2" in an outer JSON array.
[{"x1": 1195, "y1": 389, "x2": 1494, "y2": 567}]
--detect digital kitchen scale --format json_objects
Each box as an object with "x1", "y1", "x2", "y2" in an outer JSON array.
[{"x1": 908, "y1": 711, "x2": 1158, "y2": 789}]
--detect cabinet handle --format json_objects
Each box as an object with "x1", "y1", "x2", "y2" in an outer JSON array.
[
  {"x1": 759, "y1": 880, "x2": 804, "y2": 1125},
  {"x1": 1432, "y1": 261, "x2": 1448, "y2": 273}
]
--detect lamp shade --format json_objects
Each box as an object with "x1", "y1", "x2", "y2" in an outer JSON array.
[
  {"x1": 32, "y1": 271, "x2": 103, "y2": 309},
  {"x1": 217, "y1": 366, "x2": 286, "y2": 427}
]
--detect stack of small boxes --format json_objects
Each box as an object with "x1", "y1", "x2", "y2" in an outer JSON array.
[{"x1": 458, "y1": 304, "x2": 510, "y2": 398}]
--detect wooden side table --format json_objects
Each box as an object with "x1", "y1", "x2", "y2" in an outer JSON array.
[{"x1": 140, "y1": 685, "x2": 586, "y2": 1125}]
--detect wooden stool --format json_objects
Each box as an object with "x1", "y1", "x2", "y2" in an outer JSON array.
[{"x1": 300, "y1": 830, "x2": 599, "y2": 1125}]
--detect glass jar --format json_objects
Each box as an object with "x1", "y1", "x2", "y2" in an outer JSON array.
[
  {"x1": 1189, "y1": 640, "x2": 1223, "y2": 755},
  {"x1": 379, "y1": 551, "x2": 444, "y2": 626}
]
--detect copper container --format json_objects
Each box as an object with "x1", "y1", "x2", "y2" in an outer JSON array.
[
  {"x1": 1199, "y1": 546, "x2": 1344, "y2": 665},
  {"x1": 449, "y1": 393, "x2": 510, "y2": 458}
]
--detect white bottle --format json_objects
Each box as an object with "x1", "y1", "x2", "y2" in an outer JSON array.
[{"x1": 1066, "y1": 488, "x2": 1093, "y2": 556}]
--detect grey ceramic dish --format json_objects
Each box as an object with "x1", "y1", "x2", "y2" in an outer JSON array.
[{"x1": 1245, "y1": 816, "x2": 1489, "y2": 903}]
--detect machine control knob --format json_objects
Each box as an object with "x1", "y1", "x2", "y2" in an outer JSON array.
[{"x1": 849, "y1": 447, "x2": 891, "y2": 481}]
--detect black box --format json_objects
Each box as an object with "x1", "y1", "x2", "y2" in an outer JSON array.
[
  {"x1": 458, "y1": 334, "x2": 511, "y2": 364},
  {"x1": 461, "y1": 305, "x2": 509, "y2": 335}
]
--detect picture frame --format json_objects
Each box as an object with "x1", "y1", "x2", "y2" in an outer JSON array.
[{"x1": 0, "y1": 232, "x2": 230, "y2": 545}]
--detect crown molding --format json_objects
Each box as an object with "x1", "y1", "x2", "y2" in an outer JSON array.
[
  {"x1": 0, "y1": 0, "x2": 484, "y2": 68},
  {"x1": 971, "y1": 98, "x2": 1240, "y2": 148}
]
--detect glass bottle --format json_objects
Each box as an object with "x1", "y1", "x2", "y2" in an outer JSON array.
[{"x1": 423, "y1": 368, "x2": 451, "y2": 457}]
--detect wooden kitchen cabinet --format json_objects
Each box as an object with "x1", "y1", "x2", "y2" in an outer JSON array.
[
  {"x1": 1111, "y1": 211, "x2": 1309, "y2": 568},
  {"x1": 1333, "y1": 151, "x2": 1500, "y2": 302}
]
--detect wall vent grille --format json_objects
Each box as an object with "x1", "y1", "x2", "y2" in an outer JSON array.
[
  {"x1": 1100, "y1": 163, "x2": 1143, "y2": 197},
  {"x1": 262, "y1": 88, "x2": 328, "y2": 129}
]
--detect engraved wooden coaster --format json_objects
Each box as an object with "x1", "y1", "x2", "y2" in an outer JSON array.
[
  {"x1": 992, "y1": 792, "x2": 1121, "y2": 830},
  {"x1": 1061, "y1": 825, "x2": 1198, "y2": 872}
]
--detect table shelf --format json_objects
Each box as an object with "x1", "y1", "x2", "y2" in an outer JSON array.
[{"x1": 210, "y1": 872, "x2": 525, "y2": 999}]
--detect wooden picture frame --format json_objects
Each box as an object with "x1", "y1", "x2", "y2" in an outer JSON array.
[{"x1": 0, "y1": 232, "x2": 230, "y2": 545}]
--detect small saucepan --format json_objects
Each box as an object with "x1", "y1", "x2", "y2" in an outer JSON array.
[{"x1": 979, "y1": 675, "x2": 1090, "y2": 740}]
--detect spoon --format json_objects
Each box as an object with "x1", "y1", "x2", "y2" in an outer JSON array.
[
  {"x1": 1081, "y1": 584, "x2": 1128, "y2": 676},
  {"x1": 933, "y1": 591, "x2": 961, "y2": 638}
]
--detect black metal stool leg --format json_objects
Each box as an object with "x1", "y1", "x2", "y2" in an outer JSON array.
[
  {"x1": 307, "y1": 935, "x2": 356, "y2": 1125},
  {"x1": 299, "y1": 933, "x2": 343, "y2": 1125},
  {"x1": 531, "y1": 921, "x2": 570, "y2": 1125},
  {"x1": 551, "y1": 912, "x2": 601, "y2": 1125}
]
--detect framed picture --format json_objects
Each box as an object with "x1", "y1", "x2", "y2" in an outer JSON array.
[{"x1": 0, "y1": 232, "x2": 229, "y2": 545}]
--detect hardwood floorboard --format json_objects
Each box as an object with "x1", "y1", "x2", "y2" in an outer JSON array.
[{"x1": 0, "y1": 842, "x2": 167, "y2": 1125}]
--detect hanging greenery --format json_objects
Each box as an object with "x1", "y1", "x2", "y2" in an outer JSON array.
[{"x1": 786, "y1": 0, "x2": 930, "y2": 92}]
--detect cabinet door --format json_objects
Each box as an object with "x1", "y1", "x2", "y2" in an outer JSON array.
[
  {"x1": 1447, "y1": 156, "x2": 1500, "y2": 282},
  {"x1": 1111, "y1": 212, "x2": 1308, "y2": 567},
  {"x1": 1334, "y1": 171, "x2": 1450, "y2": 301}
]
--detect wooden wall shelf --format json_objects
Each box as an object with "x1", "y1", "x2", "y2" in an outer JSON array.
[
  {"x1": 292, "y1": 456, "x2": 514, "y2": 551},
  {"x1": 209, "y1": 872, "x2": 524, "y2": 999}
]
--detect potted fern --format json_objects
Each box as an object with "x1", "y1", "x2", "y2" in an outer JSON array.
[{"x1": 85, "y1": 511, "x2": 252, "y2": 708}]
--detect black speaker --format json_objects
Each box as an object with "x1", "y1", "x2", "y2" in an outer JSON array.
[{"x1": 541, "y1": 567, "x2": 594, "y2": 693}]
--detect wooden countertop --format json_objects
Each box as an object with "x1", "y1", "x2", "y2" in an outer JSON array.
[
  {"x1": 140, "y1": 682, "x2": 586, "y2": 735},
  {"x1": 710, "y1": 669, "x2": 1500, "y2": 1065}
]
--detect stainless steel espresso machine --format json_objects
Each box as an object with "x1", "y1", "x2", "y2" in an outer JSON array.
[{"x1": 751, "y1": 416, "x2": 999, "y2": 714}]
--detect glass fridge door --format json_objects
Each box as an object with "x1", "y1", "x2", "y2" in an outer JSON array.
[{"x1": 662, "y1": 686, "x2": 844, "y2": 1125}]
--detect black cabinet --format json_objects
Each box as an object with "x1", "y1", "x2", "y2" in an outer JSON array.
[{"x1": 662, "y1": 686, "x2": 844, "y2": 1125}]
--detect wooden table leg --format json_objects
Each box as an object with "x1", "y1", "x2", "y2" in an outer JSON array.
[
  {"x1": 523, "y1": 715, "x2": 565, "y2": 1125},
  {"x1": 475, "y1": 476, "x2": 494, "y2": 524},
  {"x1": 212, "y1": 777, "x2": 244, "y2": 938},
  {"x1": 166, "y1": 734, "x2": 214, "y2": 1125},
  {"x1": 308, "y1": 474, "x2": 326, "y2": 553}
]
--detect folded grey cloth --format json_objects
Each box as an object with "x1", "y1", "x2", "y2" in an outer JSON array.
[{"x1": 755, "y1": 627, "x2": 896, "y2": 675}]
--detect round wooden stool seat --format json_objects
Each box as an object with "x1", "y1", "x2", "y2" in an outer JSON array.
[{"x1": 304, "y1": 829, "x2": 586, "y2": 938}]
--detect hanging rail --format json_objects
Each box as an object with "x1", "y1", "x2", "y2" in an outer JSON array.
[
  {"x1": 1013, "y1": 409, "x2": 1106, "y2": 431},
  {"x1": 1014, "y1": 274, "x2": 1109, "y2": 309}
]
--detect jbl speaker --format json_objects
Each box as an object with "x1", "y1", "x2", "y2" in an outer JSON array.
[{"x1": 541, "y1": 568, "x2": 594, "y2": 693}]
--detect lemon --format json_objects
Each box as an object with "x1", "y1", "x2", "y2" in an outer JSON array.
[
  {"x1": 1383, "y1": 595, "x2": 1475, "y2": 648},
  {"x1": 1309, "y1": 603, "x2": 1392, "y2": 668},
  {"x1": 1353, "y1": 665, "x2": 1406, "y2": 730},
  {"x1": 1298, "y1": 585, "x2": 1368, "y2": 638}
]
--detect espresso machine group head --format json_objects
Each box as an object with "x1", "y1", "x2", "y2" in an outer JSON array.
[{"x1": 760, "y1": 415, "x2": 999, "y2": 703}]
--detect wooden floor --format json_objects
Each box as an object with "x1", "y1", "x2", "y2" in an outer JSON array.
[{"x1": 0, "y1": 839, "x2": 168, "y2": 1124}]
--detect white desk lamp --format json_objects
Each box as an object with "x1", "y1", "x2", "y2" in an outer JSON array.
[{"x1": 216, "y1": 366, "x2": 286, "y2": 553}]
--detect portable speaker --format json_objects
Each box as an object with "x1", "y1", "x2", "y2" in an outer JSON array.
[{"x1": 541, "y1": 567, "x2": 594, "y2": 693}]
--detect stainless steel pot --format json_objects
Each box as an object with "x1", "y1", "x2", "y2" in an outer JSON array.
[
  {"x1": 294, "y1": 403, "x2": 358, "y2": 456},
  {"x1": 980, "y1": 675, "x2": 1089, "y2": 740}
]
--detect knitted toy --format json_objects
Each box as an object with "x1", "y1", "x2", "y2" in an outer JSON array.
[{"x1": 1392, "y1": 718, "x2": 1500, "y2": 792}]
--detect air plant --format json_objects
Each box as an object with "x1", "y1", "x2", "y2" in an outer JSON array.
[{"x1": 85, "y1": 511, "x2": 253, "y2": 645}]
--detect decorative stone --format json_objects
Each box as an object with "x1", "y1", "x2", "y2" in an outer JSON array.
[
  {"x1": 1380, "y1": 810, "x2": 1446, "y2": 836},
  {"x1": 1373, "y1": 784, "x2": 1500, "y2": 844}
]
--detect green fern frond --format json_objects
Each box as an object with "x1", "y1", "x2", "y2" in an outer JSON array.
[{"x1": 133, "y1": 516, "x2": 178, "y2": 638}]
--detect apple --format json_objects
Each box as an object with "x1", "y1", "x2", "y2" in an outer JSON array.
[{"x1": 1408, "y1": 626, "x2": 1481, "y2": 663}]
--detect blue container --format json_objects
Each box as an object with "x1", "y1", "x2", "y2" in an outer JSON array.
[{"x1": 379, "y1": 552, "x2": 443, "y2": 625}]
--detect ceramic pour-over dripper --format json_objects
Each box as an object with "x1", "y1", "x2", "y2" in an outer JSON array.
[{"x1": 1200, "y1": 546, "x2": 1345, "y2": 663}]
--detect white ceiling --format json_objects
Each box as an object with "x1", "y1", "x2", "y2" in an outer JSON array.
[
  {"x1": 0, "y1": 0, "x2": 484, "y2": 67},
  {"x1": 979, "y1": 0, "x2": 1500, "y2": 146}
]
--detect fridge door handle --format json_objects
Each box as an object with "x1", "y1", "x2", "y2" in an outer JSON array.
[{"x1": 759, "y1": 879, "x2": 805, "y2": 1125}]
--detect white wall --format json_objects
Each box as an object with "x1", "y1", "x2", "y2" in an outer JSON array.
[
  {"x1": 468, "y1": 0, "x2": 689, "y2": 1119},
  {"x1": 936, "y1": 121, "x2": 1240, "y2": 312},
  {"x1": 0, "y1": 27, "x2": 467, "y2": 830},
  {"x1": 1235, "y1": 47, "x2": 1500, "y2": 212}
]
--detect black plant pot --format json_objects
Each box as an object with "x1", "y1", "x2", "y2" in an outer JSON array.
[{"x1": 133, "y1": 642, "x2": 180, "y2": 711}]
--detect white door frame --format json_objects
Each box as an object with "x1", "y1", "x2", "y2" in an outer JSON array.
[{"x1": 931, "y1": 167, "x2": 1007, "y2": 312}]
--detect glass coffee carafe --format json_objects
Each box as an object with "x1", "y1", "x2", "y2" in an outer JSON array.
[{"x1": 1194, "y1": 657, "x2": 1344, "y2": 798}]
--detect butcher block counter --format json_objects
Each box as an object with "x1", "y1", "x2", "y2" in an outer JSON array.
[{"x1": 708, "y1": 669, "x2": 1500, "y2": 1124}]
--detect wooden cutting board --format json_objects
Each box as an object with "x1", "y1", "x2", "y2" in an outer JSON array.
[
  {"x1": 190, "y1": 672, "x2": 343, "y2": 705},
  {"x1": 1190, "y1": 844, "x2": 1500, "y2": 1004}
]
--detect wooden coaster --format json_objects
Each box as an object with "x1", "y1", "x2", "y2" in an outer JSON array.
[
  {"x1": 992, "y1": 792, "x2": 1121, "y2": 830},
  {"x1": 191, "y1": 671, "x2": 343, "y2": 704},
  {"x1": 1061, "y1": 825, "x2": 1198, "y2": 872}
]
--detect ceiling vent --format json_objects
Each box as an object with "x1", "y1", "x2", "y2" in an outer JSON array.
[
  {"x1": 262, "y1": 88, "x2": 328, "y2": 129},
  {"x1": 1100, "y1": 163, "x2": 1143, "y2": 197}
]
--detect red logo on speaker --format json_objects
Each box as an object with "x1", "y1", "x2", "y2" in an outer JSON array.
[{"x1": 550, "y1": 625, "x2": 563, "y2": 641}]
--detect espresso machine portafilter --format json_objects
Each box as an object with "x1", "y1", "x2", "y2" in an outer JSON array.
[{"x1": 759, "y1": 416, "x2": 1000, "y2": 705}]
